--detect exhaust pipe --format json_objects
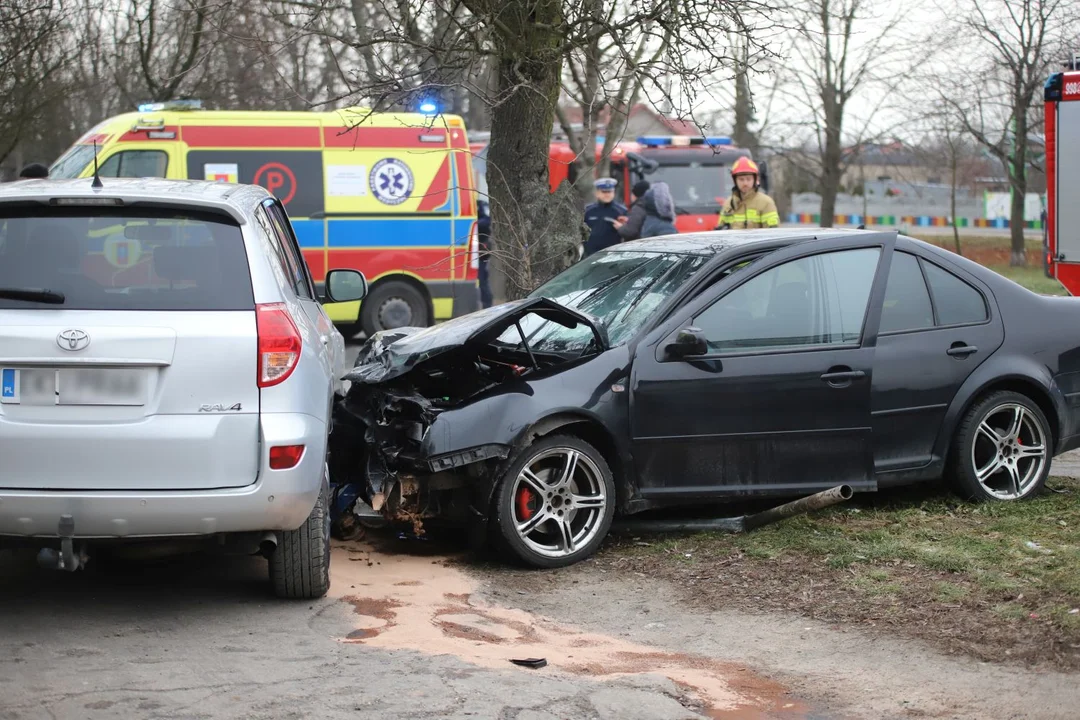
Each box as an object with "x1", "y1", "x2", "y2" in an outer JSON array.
[
  {"x1": 615, "y1": 485, "x2": 854, "y2": 534},
  {"x1": 258, "y1": 531, "x2": 279, "y2": 557}
]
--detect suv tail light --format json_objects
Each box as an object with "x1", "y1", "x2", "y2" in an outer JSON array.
[{"x1": 257, "y1": 303, "x2": 301, "y2": 387}]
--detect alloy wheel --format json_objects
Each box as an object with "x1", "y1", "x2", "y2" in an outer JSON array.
[
  {"x1": 511, "y1": 447, "x2": 608, "y2": 559},
  {"x1": 971, "y1": 403, "x2": 1047, "y2": 500}
]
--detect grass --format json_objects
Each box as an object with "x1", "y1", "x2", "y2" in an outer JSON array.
[
  {"x1": 607, "y1": 479, "x2": 1080, "y2": 667},
  {"x1": 986, "y1": 265, "x2": 1068, "y2": 296}
]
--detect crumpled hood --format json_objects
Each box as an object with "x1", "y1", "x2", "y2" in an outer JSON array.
[
  {"x1": 645, "y1": 182, "x2": 676, "y2": 221},
  {"x1": 346, "y1": 297, "x2": 609, "y2": 385}
]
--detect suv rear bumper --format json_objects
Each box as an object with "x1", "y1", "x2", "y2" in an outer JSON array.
[{"x1": 0, "y1": 412, "x2": 327, "y2": 538}]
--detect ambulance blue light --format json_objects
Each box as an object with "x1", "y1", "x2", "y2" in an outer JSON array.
[
  {"x1": 419, "y1": 101, "x2": 439, "y2": 114},
  {"x1": 705, "y1": 136, "x2": 733, "y2": 146},
  {"x1": 637, "y1": 136, "x2": 670, "y2": 147}
]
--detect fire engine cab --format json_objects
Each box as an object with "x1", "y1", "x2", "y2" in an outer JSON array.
[
  {"x1": 1045, "y1": 57, "x2": 1080, "y2": 293},
  {"x1": 469, "y1": 133, "x2": 767, "y2": 233}
]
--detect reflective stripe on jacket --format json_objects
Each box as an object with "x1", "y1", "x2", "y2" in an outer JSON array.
[{"x1": 718, "y1": 190, "x2": 779, "y2": 229}]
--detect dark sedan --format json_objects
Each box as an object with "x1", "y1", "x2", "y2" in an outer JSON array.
[{"x1": 330, "y1": 228, "x2": 1080, "y2": 567}]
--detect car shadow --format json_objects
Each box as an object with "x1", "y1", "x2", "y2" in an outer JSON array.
[{"x1": 0, "y1": 546, "x2": 276, "y2": 620}]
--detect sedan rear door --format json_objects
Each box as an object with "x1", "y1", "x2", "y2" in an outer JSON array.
[
  {"x1": 0, "y1": 204, "x2": 260, "y2": 491},
  {"x1": 629, "y1": 234, "x2": 893, "y2": 500}
]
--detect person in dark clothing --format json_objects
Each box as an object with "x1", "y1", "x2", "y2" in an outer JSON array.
[
  {"x1": 476, "y1": 200, "x2": 494, "y2": 308},
  {"x1": 614, "y1": 180, "x2": 650, "y2": 242},
  {"x1": 616, "y1": 181, "x2": 677, "y2": 240},
  {"x1": 18, "y1": 163, "x2": 49, "y2": 179},
  {"x1": 583, "y1": 177, "x2": 627, "y2": 256}
]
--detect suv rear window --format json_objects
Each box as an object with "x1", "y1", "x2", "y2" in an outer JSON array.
[{"x1": 0, "y1": 206, "x2": 254, "y2": 311}]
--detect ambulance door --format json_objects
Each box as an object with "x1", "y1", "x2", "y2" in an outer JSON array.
[
  {"x1": 320, "y1": 132, "x2": 455, "y2": 329},
  {"x1": 182, "y1": 120, "x2": 326, "y2": 285},
  {"x1": 87, "y1": 143, "x2": 179, "y2": 179}
]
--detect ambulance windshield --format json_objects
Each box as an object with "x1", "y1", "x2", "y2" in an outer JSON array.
[{"x1": 50, "y1": 145, "x2": 99, "y2": 179}]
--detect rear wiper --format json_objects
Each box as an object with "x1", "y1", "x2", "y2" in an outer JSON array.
[{"x1": 0, "y1": 287, "x2": 66, "y2": 304}]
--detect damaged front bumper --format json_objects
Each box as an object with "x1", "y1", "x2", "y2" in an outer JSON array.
[{"x1": 328, "y1": 388, "x2": 511, "y2": 537}]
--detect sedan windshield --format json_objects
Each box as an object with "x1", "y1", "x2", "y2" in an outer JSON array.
[{"x1": 497, "y1": 251, "x2": 707, "y2": 355}]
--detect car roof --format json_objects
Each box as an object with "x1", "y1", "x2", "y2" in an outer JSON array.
[
  {"x1": 613, "y1": 227, "x2": 888, "y2": 256},
  {"x1": 0, "y1": 178, "x2": 269, "y2": 224}
]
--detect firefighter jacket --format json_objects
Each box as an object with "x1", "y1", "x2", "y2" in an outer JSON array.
[{"x1": 717, "y1": 189, "x2": 780, "y2": 229}]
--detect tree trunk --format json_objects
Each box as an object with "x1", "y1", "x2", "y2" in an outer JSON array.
[
  {"x1": 486, "y1": 3, "x2": 584, "y2": 300},
  {"x1": 819, "y1": 98, "x2": 843, "y2": 228},
  {"x1": 1008, "y1": 113, "x2": 1029, "y2": 266}
]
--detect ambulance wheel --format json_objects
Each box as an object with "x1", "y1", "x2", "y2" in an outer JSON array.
[{"x1": 360, "y1": 280, "x2": 430, "y2": 335}]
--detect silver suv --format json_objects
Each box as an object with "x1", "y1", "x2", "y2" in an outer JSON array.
[{"x1": 0, "y1": 178, "x2": 367, "y2": 599}]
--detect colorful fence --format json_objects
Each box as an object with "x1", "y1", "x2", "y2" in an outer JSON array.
[{"x1": 786, "y1": 213, "x2": 1044, "y2": 230}]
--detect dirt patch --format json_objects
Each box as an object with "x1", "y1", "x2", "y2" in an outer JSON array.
[
  {"x1": 327, "y1": 541, "x2": 805, "y2": 717},
  {"x1": 550, "y1": 480, "x2": 1080, "y2": 672}
]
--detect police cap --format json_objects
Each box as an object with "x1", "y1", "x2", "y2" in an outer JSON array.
[{"x1": 593, "y1": 177, "x2": 617, "y2": 190}]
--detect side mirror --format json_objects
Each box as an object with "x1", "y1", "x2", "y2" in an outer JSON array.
[
  {"x1": 324, "y1": 269, "x2": 368, "y2": 303},
  {"x1": 667, "y1": 326, "x2": 708, "y2": 359}
]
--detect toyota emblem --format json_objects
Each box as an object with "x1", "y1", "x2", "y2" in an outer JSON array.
[{"x1": 57, "y1": 329, "x2": 90, "y2": 351}]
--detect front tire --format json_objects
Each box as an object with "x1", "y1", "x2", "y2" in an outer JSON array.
[
  {"x1": 492, "y1": 435, "x2": 616, "y2": 569},
  {"x1": 270, "y1": 479, "x2": 331, "y2": 599},
  {"x1": 949, "y1": 391, "x2": 1051, "y2": 502}
]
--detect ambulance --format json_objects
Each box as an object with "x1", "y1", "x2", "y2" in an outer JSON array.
[
  {"x1": 1044, "y1": 57, "x2": 1080, "y2": 294},
  {"x1": 49, "y1": 101, "x2": 481, "y2": 334}
]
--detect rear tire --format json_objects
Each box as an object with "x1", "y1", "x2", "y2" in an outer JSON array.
[
  {"x1": 360, "y1": 280, "x2": 430, "y2": 336},
  {"x1": 948, "y1": 391, "x2": 1051, "y2": 503},
  {"x1": 270, "y1": 479, "x2": 331, "y2": 599}
]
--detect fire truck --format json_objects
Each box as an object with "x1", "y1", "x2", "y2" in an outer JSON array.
[
  {"x1": 470, "y1": 133, "x2": 766, "y2": 232},
  {"x1": 1044, "y1": 57, "x2": 1080, "y2": 293}
]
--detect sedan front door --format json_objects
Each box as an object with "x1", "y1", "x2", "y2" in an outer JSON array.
[{"x1": 630, "y1": 238, "x2": 891, "y2": 501}]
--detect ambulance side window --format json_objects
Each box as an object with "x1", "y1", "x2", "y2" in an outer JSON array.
[{"x1": 98, "y1": 150, "x2": 168, "y2": 178}]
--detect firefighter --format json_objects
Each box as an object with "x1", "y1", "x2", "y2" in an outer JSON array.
[{"x1": 716, "y1": 157, "x2": 779, "y2": 229}]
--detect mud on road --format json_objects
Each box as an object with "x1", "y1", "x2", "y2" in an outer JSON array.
[{"x1": 2, "y1": 530, "x2": 1080, "y2": 719}]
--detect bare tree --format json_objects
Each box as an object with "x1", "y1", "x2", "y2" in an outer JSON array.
[
  {"x1": 941, "y1": 0, "x2": 1071, "y2": 266},
  {"x1": 261, "y1": 0, "x2": 778, "y2": 298},
  {"x1": 0, "y1": 1, "x2": 69, "y2": 169},
  {"x1": 780, "y1": 0, "x2": 913, "y2": 227}
]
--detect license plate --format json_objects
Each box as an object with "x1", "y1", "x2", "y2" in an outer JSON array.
[{"x1": 0, "y1": 368, "x2": 146, "y2": 406}]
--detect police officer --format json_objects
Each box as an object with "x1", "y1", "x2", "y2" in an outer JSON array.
[{"x1": 583, "y1": 177, "x2": 627, "y2": 256}]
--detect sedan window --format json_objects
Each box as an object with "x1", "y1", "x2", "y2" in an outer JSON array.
[
  {"x1": 880, "y1": 252, "x2": 935, "y2": 333},
  {"x1": 922, "y1": 261, "x2": 988, "y2": 326},
  {"x1": 694, "y1": 247, "x2": 881, "y2": 354}
]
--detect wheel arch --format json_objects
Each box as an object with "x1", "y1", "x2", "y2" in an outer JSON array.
[
  {"x1": 938, "y1": 366, "x2": 1065, "y2": 462},
  {"x1": 513, "y1": 412, "x2": 634, "y2": 513}
]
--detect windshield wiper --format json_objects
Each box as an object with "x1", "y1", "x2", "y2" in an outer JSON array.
[{"x1": 0, "y1": 287, "x2": 66, "y2": 304}]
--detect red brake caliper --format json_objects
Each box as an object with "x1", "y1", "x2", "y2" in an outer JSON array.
[{"x1": 516, "y1": 486, "x2": 536, "y2": 521}]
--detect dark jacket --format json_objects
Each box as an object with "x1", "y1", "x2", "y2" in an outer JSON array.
[
  {"x1": 616, "y1": 200, "x2": 647, "y2": 242},
  {"x1": 584, "y1": 200, "x2": 627, "y2": 255},
  {"x1": 640, "y1": 182, "x2": 677, "y2": 238},
  {"x1": 477, "y1": 202, "x2": 492, "y2": 258}
]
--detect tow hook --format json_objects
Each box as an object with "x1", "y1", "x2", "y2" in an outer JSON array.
[{"x1": 36, "y1": 514, "x2": 88, "y2": 572}]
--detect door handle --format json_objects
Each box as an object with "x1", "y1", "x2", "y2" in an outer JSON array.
[
  {"x1": 820, "y1": 369, "x2": 865, "y2": 384},
  {"x1": 947, "y1": 343, "x2": 978, "y2": 358}
]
